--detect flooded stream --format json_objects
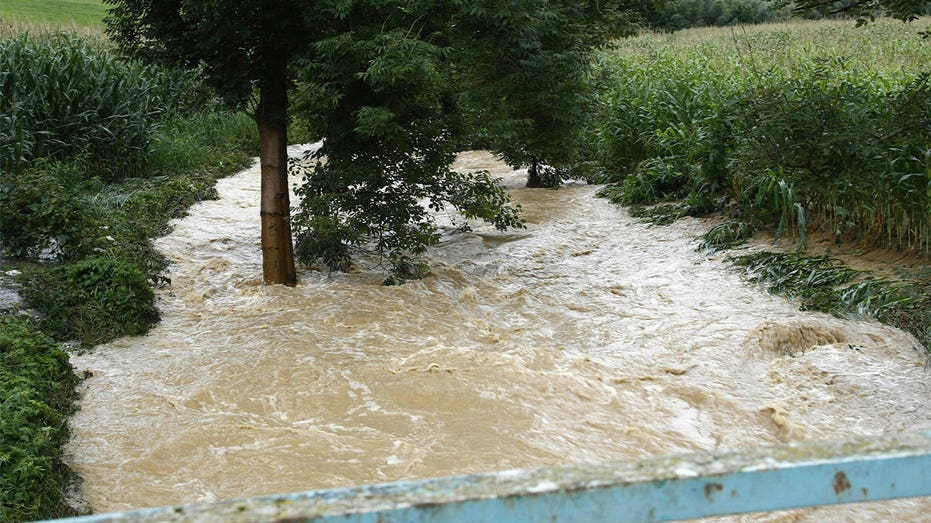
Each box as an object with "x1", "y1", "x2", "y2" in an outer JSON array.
[{"x1": 66, "y1": 148, "x2": 931, "y2": 520}]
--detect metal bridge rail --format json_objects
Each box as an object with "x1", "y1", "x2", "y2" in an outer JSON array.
[{"x1": 50, "y1": 431, "x2": 931, "y2": 522}]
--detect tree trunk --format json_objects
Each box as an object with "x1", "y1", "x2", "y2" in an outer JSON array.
[{"x1": 257, "y1": 54, "x2": 297, "y2": 286}]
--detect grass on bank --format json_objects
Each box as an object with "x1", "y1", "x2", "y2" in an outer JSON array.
[
  {"x1": 0, "y1": 316, "x2": 80, "y2": 522},
  {"x1": 731, "y1": 252, "x2": 931, "y2": 351},
  {"x1": 591, "y1": 18, "x2": 931, "y2": 251},
  {"x1": 0, "y1": 112, "x2": 255, "y2": 521},
  {"x1": 586, "y1": 18, "x2": 930, "y2": 351},
  {"x1": 0, "y1": 0, "x2": 107, "y2": 30},
  {"x1": 0, "y1": 29, "x2": 257, "y2": 521}
]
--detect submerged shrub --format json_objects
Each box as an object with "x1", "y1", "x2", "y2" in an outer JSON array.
[
  {"x1": 292, "y1": 151, "x2": 522, "y2": 277},
  {"x1": 628, "y1": 203, "x2": 689, "y2": 225},
  {"x1": 19, "y1": 257, "x2": 158, "y2": 347},
  {"x1": 0, "y1": 315, "x2": 79, "y2": 522}
]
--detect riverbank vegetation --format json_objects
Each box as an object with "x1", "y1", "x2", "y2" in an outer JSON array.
[
  {"x1": 587, "y1": 18, "x2": 931, "y2": 351},
  {"x1": 0, "y1": 28, "x2": 255, "y2": 520},
  {"x1": 731, "y1": 253, "x2": 930, "y2": 350}
]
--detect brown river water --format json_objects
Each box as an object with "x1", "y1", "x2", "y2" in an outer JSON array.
[{"x1": 66, "y1": 147, "x2": 931, "y2": 520}]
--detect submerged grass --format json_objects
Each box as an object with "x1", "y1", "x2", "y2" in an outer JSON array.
[
  {"x1": 731, "y1": 252, "x2": 931, "y2": 351},
  {"x1": 699, "y1": 220, "x2": 755, "y2": 252}
]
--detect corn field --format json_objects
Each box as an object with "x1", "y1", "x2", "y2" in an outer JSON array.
[
  {"x1": 0, "y1": 31, "x2": 215, "y2": 181},
  {"x1": 590, "y1": 18, "x2": 931, "y2": 255}
]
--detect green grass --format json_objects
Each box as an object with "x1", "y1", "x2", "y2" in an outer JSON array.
[{"x1": 0, "y1": 0, "x2": 107, "y2": 30}]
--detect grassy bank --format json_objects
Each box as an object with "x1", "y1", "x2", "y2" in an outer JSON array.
[
  {"x1": 587, "y1": 18, "x2": 931, "y2": 350},
  {"x1": 731, "y1": 252, "x2": 930, "y2": 351},
  {"x1": 0, "y1": 317, "x2": 79, "y2": 521},
  {"x1": 0, "y1": 31, "x2": 256, "y2": 521}
]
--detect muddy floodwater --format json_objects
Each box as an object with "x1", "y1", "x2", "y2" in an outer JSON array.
[{"x1": 66, "y1": 147, "x2": 931, "y2": 520}]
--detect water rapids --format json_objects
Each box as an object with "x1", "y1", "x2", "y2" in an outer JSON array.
[{"x1": 65, "y1": 147, "x2": 931, "y2": 520}]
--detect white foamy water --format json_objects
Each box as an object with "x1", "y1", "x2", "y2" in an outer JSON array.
[{"x1": 66, "y1": 148, "x2": 931, "y2": 520}]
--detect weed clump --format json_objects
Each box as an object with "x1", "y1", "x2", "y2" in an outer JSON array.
[
  {"x1": 0, "y1": 160, "x2": 96, "y2": 260},
  {"x1": 0, "y1": 315, "x2": 80, "y2": 522},
  {"x1": 699, "y1": 220, "x2": 755, "y2": 252},
  {"x1": 19, "y1": 257, "x2": 158, "y2": 347},
  {"x1": 628, "y1": 204, "x2": 689, "y2": 226},
  {"x1": 730, "y1": 252, "x2": 859, "y2": 312}
]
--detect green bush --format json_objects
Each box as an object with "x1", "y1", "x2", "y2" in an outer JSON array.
[
  {"x1": 20, "y1": 257, "x2": 158, "y2": 347},
  {"x1": 0, "y1": 160, "x2": 97, "y2": 260},
  {"x1": 0, "y1": 315, "x2": 79, "y2": 522}
]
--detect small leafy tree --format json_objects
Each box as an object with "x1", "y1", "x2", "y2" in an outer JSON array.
[
  {"x1": 289, "y1": 1, "x2": 526, "y2": 276},
  {"x1": 289, "y1": 1, "x2": 638, "y2": 274},
  {"x1": 455, "y1": 0, "x2": 639, "y2": 187}
]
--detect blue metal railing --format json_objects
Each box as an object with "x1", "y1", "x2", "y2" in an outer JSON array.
[{"x1": 49, "y1": 430, "x2": 931, "y2": 522}]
